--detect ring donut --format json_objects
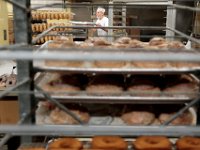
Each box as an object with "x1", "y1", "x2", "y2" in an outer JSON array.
[
  {"x1": 48, "y1": 137, "x2": 83, "y2": 150},
  {"x1": 91, "y1": 136, "x2": 127, "y2": 150},
  {"x1": 133, "y1": 136, "x2": 172, "y2": 150},
  {"x1": 176, "y1": 136, "x2": 200, "y2": 150}
]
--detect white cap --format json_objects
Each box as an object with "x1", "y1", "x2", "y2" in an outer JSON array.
[{"x1": 97, "y1": 7, "x2": 105, "y2": 13}]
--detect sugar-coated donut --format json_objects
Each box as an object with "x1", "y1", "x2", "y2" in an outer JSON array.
[
  {"x1": 49, "y1": 107, "x2": 90, "y2": 124},
  {"x1": 86, "y1": 75, "x2": 124, "y2": 96},
  {"x1": 121, "y1": 111, "x2": 155, "y2": 125},
  {"x1": 48, "y1": 137, "x2": 83, "y2": 150},
  {"x1": 134, "y1": 136, "x2": 172, "y2": 150},
  {"x1": 176, "y1": 136, "x2": 200, "y2": 150},
  {"x1": 149, "y1": 37, "x2": 166, "y2": 46},
  {"x1": 91, "y1": 136, "x2": 127, "y2": 150},
  {"x1": 115, "y1": 37, "x2": 132, "y2": 44}
]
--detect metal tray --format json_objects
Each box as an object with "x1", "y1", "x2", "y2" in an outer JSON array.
[
  {"x1": 44, "y1": 137, "x2": 182, "y2": 150},
  {"x1": 33, "y1": 41, "x2": 200, "y2": 74},
  {"x1": 35, "y1": 73, "x2": 200, "y2": 104},
  {"x1": 35, "y1": 65, "x2": 200, "y2": 74}
]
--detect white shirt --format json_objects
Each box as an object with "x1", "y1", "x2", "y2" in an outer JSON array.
[{"x1": 96, "y1": 16, "x2": 109, "y2": 37}]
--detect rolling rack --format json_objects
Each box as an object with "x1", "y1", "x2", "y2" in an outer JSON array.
[{"x1": 1, "y1": 0, "x2": 200, "y2": 149}]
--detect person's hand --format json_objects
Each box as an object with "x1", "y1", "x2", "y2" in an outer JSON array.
[{"x1": 96, "y1": 23, "x2": 101, "y2": 27}]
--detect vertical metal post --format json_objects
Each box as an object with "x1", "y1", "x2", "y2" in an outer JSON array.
[
  {"x1": 108, "y1": 0, "x2": 113, "y2": 42},
  {"x1": 166, "y1": 0, "x2": 176, "y2": 41},
  {"x1": 122, "y1": 5, "x2": 126, "y2": 27},
  {"x1": 13, "y1": 0, "x2": 34, "y2": 143}
]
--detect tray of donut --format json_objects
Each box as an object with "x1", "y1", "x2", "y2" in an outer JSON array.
[
  {"x1": 35, "y1": 99, "x2": 197, "y2": 126},
  {"x1": 17, "y1": 135, "x2": 200, "y2": 150},
  {"x1": 23, "y1": 103, "x2": 197, "y2": 150},
  {"x1": 36, "y1": 72, "x2": 200, "y2": 101},
  {"x1": 34, "y1": 36, "x2": 200, "y2": 71},
  {"x1": 22, "y1": 101, "x2": 198, "y2": 150}
]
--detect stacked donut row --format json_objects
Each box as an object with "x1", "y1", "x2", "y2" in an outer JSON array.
[
  {"x1": 32, "y1": 35, "x2": 58, "y2": 44},
  {"x1": 32, "y1": 11, "x2": 73, "y2": 20},
  {"x1": 18, "y1": 136, "x2": 200, "y2": 150},
  {"x1": 38, "y1": 104, "x2": 194, "y2": 126},
  {"x1": 32, "y1": 22, "x2": 73, "y2": 33},
  {"x1": 41, "y1": 73, "x2": 199, "y2": 98},
  {"x1": 32, "y1": 23, "x2": 48, "y2": 33},
  {"x1": 46, "y1": 36, "x2": 200, "y2": 68}
]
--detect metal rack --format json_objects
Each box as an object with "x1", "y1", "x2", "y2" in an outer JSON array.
[{"x1": 1, "y1": 0, "x2": 200, "y2": 148}]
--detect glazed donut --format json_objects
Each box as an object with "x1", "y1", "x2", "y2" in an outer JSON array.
[
  {"x1": 167, "y1": 41, "x2": 185, "y2": 49},
  {"x1": 49, "y1": 107, "x2": 90, "y2": 124},
  {"x1": 128, "y1": 39, "x2": 147, "y2": 48},
  {"x1": 176, "y1": 136, "x2": 200, "y2": 150},
  {"x1": 127, "y1": 75, "x2": 161, "y2": 96},
  {"x1": 86, "y1": 74, "x2": 124, "y2": 96},
  {"x1": 115, "y1": 37, "x2": 132, "y2": 44},
  {"x1": 149, "y1": 37, "x2": 166, "y2": 46},
  {"x1": 91, "y1": 136, "x2": 127, "y2": 150},
  {"x1": 133, "y1": 136, "x2": 172, "y2": 150},
  {"x1": 121, "y1": 111, "x2": 155, "y2": 125},
  {"x1": 48, "y1": 137, "x2": 83, "y2": 150},
  {"x1": 158, "y1": 112, "x2": 193, "y2": 125}
]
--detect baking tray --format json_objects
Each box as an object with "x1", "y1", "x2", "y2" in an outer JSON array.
[
  {"x1": 35, "y1": 94, "x2": 200, "y2": 104},
  {"x1": 34, "y1": 41, "x2": 200, "y2": 74},
  {"x1": 35, "y1": 65, "x2": 200, "y2": 74},
  {"x1": 35, "y1": 72, "x2": 200, "y2": 104},
  {"x1": 46, "y1": 137, "x2": 178, "y2": 150},
  {"x1": 36, "y1": 108, "x2": 196, "y2": 126}
]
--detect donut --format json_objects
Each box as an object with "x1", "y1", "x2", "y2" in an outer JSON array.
[
  {"x1": 128, "y1": 39, "x2": 147, "y2": 48},
  {"x1": 49, "y1": 107, "x2": 90, "y2": 124},
  {"x1": 48, "y1": 137, "x2": 83, "y2": 150},
  {"x1": 42, "y1": 73, "x2": 87, "y2": 95},
  {"x1": 133, "y1": 136, "x2": 172, "y2": 150},
  {"x1": 127, "y1": 75, "x2": 161, "y2": 96},
  {"x1": 121, "y1": 111, "x2": 155, "y2": 125},
  {"x1": 115, "y1": 37, "x2": 132, "y2": 44},
  {"x1": 158, "y1": 112, "x2": 193, "y2": 125},
  {"x1": 149, "y1": 37, "x2": 166, "y2": 46},
  {"x1": 176, "y1": 136, "x2": 200, "y2": 150},
  {"x1": 167, "y1": 41, "x2": 185, "y2": 49},
  {"x1": 112, "y1": 43, "x2": 128, "y2": 48},
  {"x1": 86, "y1": 75, "x2": 124, "y2": 96},
  {"x1": 163, "y1": 75, "x2": 199, "y2": 98},
  {"x1": 91, "y1": 136, "x2": 127, "y2": 150},
  {"x1": 91, "y1": 37, "x2": 111, "y2": 46}
]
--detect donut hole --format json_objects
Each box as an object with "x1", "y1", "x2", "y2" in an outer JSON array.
[
  {"x1": 146, "y1": 139, "x2": 159, "y2": 145},
  {"x1": 103, "y1": 138, "x2": 113, "y2": 143},
  {"x1": 60, "y1": 142, "x2": 70, "y2": 148}
]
